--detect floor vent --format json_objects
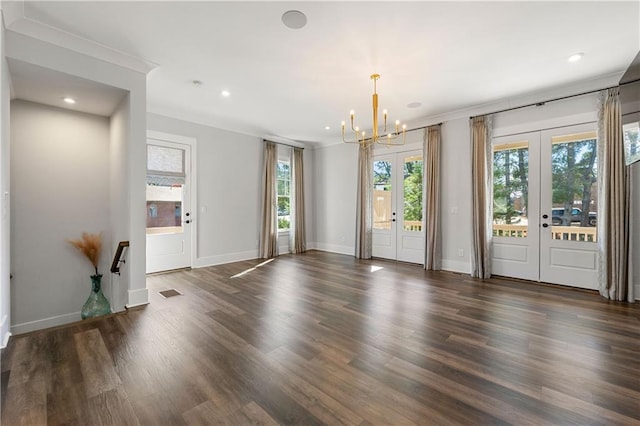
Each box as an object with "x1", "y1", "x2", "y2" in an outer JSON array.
[{"x1": 159, "y1": 289, "x2": 183, "y2": 298}]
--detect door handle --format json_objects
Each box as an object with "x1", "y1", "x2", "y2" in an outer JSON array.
[{"x1": 542, "y1": 223, "x2": 549, "y2": 228}]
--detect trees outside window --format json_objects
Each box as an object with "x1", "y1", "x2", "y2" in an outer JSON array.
[
  {"x1": 493, "y1": 145, "x2": 529, "y2": 226},
  {"x1": 551, "y1": 138, "x2": 597, "y2": 227},
  {"x1": 277, "y1": 161, "x2": 290, "y2": 230}
]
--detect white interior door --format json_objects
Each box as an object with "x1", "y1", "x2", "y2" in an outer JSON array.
[
  {"x1": 491, "y1": 123, "x2": 598, "y2": 289},
  {"x1": 146, "y1": 139, "x2": 192, "y2": 273},
  {"x1": 372, "y1": 150, "x2": 425, "y2": 263}
]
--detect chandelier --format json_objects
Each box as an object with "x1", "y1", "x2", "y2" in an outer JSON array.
[{"x1": 342, "y1": 74, "x2": 406, "y2": 146}]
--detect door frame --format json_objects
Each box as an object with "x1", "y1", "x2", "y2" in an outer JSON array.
[{"x1": 146, "y1": 130, "x2": 197, "y2": 272}]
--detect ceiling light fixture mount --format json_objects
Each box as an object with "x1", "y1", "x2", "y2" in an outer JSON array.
[
  {"x1": 282, "y1": 10, "x2": 307, "y2": 29},
  {"x1": 342, "y1": 74, "x2": 406, "y2": 147}
]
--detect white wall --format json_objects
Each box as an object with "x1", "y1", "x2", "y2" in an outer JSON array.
[
  {"x1": 147, "y1": 113, "x2": 266, "y2": 266},
  {"x1": 0, "y1": 17, "x2": 11, "y2": 347},
  {"x1": 313, "y1": 142, "x2": 359, "y2": 254},
  {"x1": 440, "y1": 118, "x2": 473, "y2": 273},
  {"x1": 10, "y1": 100, "x2": 111, "y2": 333},
  {"x1": 110, "y1": 96, "x2": 131, "y2": 311}
]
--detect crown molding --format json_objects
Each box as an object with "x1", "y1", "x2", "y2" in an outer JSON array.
[
  {"x1": 4, "y1": 11, "x2": 156, "y2": 75},
  {"x1": 1, "y1": 1, "x2": 24, "y2": 29}
]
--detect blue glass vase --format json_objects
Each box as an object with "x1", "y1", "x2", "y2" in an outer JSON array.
[{"x1": 81, "y1": 274, "x2": 111, "y2": 319}]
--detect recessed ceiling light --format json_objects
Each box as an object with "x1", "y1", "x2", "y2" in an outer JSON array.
[
  {"x1": 282, "y1": 10, "x2": 307, "y2": 29},
  {"x1": 407, "y1": 102, "x2": 422, "y2": 109},
  {"x1": 325, "y1": 126, "x2": 331, "y2": 130},
  {"x1": 63, "y1": 97, "x2": 76, "y2": 104},
  {"x1": 221, "y1": 90, "x2": 231, "y2": 97},
  {"x1": 568, "y1": 52, "x2": 584, "y2": 63}
]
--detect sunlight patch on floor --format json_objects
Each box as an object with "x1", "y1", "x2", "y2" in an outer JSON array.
[{"x1": 230, "y1": 258, "x2": 274, "y2": 278}]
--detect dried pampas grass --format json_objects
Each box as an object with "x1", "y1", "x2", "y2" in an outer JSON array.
[{"x1": 68, "y1": 232, "x2": 102, "y2": 275}]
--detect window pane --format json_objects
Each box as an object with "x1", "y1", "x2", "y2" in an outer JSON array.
[
  {"x1": 403, "y1": 156, "x2": 423, "y2": 232},
  {"x1": 550, "y1": 132, "x2": 597, "y2": 242},
  {"x1": 277, "y1": 161, "x2": 291, "y2": 230},
  {"x1": 277, "y1": 162, "x2": 290, "y2": 180},
  {"x1": 373, "y1": 160, "x2": 392, "y2": 230},
  {"x1": 146, "y1": 184, "x2": 183, "y2": 234},
  {"x1": 623, "y1": 122, "x2": 640, "y2": 165},
  {"x1": 492, "y1": 140, "x2": 529, "y2": 238}
]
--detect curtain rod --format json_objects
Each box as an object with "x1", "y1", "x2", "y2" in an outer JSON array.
[
  {"x1": 469, "y1": 85, "x2": 618, "y2": 119},
  {"x1": 403, "y1": 122, "x2": 443, "y2": 133},
  {"x1": 264, "y1": 139, "x2": 304, "y2": 150}
]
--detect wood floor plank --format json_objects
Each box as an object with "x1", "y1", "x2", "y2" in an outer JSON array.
[
  {"x1": 2, "y1": 250, "x2": 639, "y2": 425},
  {"x1": 74, "y1": 328, "x2": 122, "y2": 398}
]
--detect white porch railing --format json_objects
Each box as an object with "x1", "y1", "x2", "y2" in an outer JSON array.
[{"x1": 492, "y1": 224, "x2": 597, "y2": 242}]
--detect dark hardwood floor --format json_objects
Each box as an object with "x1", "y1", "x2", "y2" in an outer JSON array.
[{"x1": 2, "y1": 250, "x2": 639, "y2": 425}]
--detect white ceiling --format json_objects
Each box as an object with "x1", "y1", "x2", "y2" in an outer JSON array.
[{"x1": 7, "y1": 1, "x2": 640, "y2": 144}]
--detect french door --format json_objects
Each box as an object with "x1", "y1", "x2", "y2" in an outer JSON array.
[
  {"x1": 146, "y1": 138, "x2": 192, "y2": 273},
  {"x1": 491, "y1": 123, "x2": 598, "y2": 289},
  {"x1": 372, "y1": 149, "x2": 425, "y2": 263}
]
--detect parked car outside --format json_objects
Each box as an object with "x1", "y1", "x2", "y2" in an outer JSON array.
[{"x1": 551, "y1": 207, "x2": 597, "y2": 226}]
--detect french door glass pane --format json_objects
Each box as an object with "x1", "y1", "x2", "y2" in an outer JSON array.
[
  {"x1": 550, "y1": 131, "x2": 598, "y2": 242},
  {"x1": 373, "y1": 160, "x2": 392, "y2": 230},
  {"x1": 492, "y1": 140, "x2": 529, "y2": 238},
  {"x1": 403, "y1": 155, "x2": 423, "y2": 232},
  {"x1": 146, "y1": 184, "x2": 183, "y2": 235}
]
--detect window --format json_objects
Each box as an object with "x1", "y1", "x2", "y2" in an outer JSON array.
[
  {"x1": 277, "y1": 161, "x2": 290, "y2": 230},
  {"x1": 146, "y1": 144, "x2": 186, "y2": 234},
  {"x1": 492, "y1": 140, "x2": 529, "y2": 238}
]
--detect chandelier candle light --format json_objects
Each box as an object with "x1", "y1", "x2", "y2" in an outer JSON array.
[{"x1": 342, "y1": 74, "x2": 407, "y2": 146}]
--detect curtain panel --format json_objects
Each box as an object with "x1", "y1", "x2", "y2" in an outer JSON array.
[
  {"x1": 597, "y1": 88, "x2": 633, "y2": 301},
  {"x1": 290, "y1": 147, "x2": 307, "y2": 254},
  {"x1": 470, "y1": 116, "x2": 492, "y2": 279},
  {"x1": 355, "y1": 143, "x2": 373, "y2": 259},
  {"x1": 260, "y1": 141, "x2": 278, "y2": 258},
  {"x1": 424, "y1": 125, "x2": 442, "y2": 270}
]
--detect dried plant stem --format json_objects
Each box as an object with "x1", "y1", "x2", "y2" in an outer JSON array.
[{"x1": 68, "y1": 232, "x2": 102, "y2": 275}]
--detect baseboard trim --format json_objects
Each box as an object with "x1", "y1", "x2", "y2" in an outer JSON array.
[
  {"x1": 441, "y1": 259, "x2": 471, "y2": 275},
  {"x1": 312, "y1": 243, "x2": 354, "y2": 256},
  {"x1": 193, "y1": 249, "x2": 260, "y2": 268},
  {"x1": 125, "y1": 301, "x2": 150, "y2": 309},
  {"x1": 127, "y1": 287, "x2": 149, "y2": 307},
  {"x1": 11, "y1": 311, "x2": 81, "y2": 335}
]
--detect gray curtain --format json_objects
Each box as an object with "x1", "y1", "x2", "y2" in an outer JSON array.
[
  {"x1": 290, "y1": 147, "x2": 306, "y2": 254},
  {"x1": 355, "y1": 143, "x2": 373, "y2": 259},
  {"x1": 424, "y1": 125, "x2": 442, "y2": 270},
  {"x1": 470, "y1": 116, "x2": 492, "y2": 278},
  {"x1": 260, "y1": 141, "x2": 278, "y2": 258},
  {"x1": 597, "y1": 88, "x2": 632, "y2": 301}
]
